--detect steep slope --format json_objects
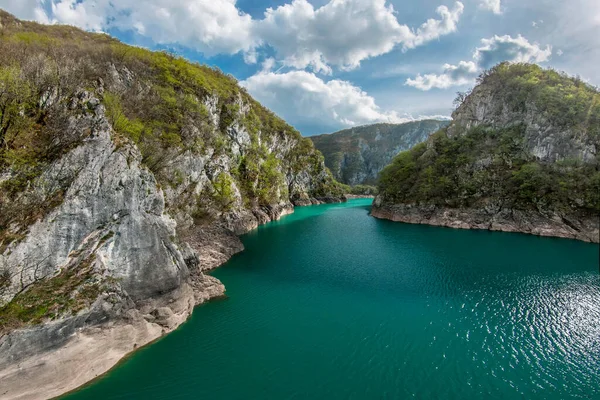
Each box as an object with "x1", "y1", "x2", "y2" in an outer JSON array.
[
  {"x1": 373, "y1": 63, "x2": 599, "y2": 242},
  {"x1": 0, "y1": 11, "x2": 344, "y2": 399},
  {"x1": 310, "y1": 120, "x2": 449, "y2": 185}
]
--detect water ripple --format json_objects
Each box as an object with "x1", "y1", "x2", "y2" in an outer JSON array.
[{"x1": 65, "y1": 200, "x2": 600, "y2": 400}]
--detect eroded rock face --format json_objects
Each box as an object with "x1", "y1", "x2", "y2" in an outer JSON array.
[
  {"x1": 1, "y1": 80, "x2": 342, "y2": 308},
  {"x1": 448, "y1": 77, "x2": 597, "y2": 163},
  {"x1": 0, "y1": 93, "x2": 187, "y2": 306},
  {"x1": 0, "y1": 91, "x2": 209, "y2": 386}
]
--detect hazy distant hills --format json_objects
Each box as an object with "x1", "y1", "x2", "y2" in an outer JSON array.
[{"x1": 310, "y1": 120, "x2": 450, "y2": 185}]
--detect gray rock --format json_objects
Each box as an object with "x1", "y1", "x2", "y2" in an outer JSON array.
[{"x1": 448, "y1": 82, "x2": 597, "y2": 162}]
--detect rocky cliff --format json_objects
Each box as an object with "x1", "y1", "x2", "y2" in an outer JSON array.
[
  {"x1": 0, "y1": 11, "x2": 344, "y2": 399},
  {"x1": 310, "y1": 120, "x2": 449, "y2": 185},
  {"x1": 373, "y1": 63, "x2": 599, "y2": 242}
]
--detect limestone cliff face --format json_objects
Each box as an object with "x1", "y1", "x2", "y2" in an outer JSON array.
[
  {"x1": 310, "y1": 120, "x2": 449, "y2": 185},
  {"x1": 448, "y1": 73, "x2": 597, "y2": 163},
  {"x1": 0, "y1": 92, "x2": 188, "y2": 307},
  {"x1": 374, "y1": 63, "x2": 599, "y2": 242},
  {"x1": 0, "y1": 11, "x2": 344, "y2": 398}
]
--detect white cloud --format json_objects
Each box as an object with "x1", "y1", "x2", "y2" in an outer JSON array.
[
  {"x1": 243, "y1": 49, "x2": 259, "y2": 64},
  {"x1": 406, "y1": 61, "x2": 478, "y2": 90},
  {"x1": 253, "y1": 0, "x2": 406, "y2": 74},
  {"x1": 254, "y1": 0, "x2": 464, "y2": 73},
  {"x1": 0, "y1": 0, "x2": 464, "y2": 73},
  {"x1": 406, "y1": 34, "x2": 552, "y2": 90},
  {"x1": 474, "y1": 34, "x2": 552, "y2": 69},
  {"x1": 241, "y1": 70, "x2": 418, "y2": 130},
  {"x1": 121, "y1": 0, "x2": 254, "y2": 56},
  {"x1": 403, "y1": 2, "x2": 464, "y2": 49},
  {"x1": 3, "y1": 0, "x2": 255, "y2": 56},
  {"x1": 479, "y1": 0, "x2": 501, "y2": 14},
  {"x1": 260, "y1": 57, "x2": 277, "y2": 73},
  {"x1": 51, "y1": 0, "x2": 105, "y2": 31}
]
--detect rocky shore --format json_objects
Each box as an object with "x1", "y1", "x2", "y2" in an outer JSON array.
[{"x1": 371, "y1": 202, "x2": 599, "y2": 243}]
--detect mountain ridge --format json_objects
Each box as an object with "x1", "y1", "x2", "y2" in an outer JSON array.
[{"x1": 310, "y1": 119, "x2": 450, "y2": 185}]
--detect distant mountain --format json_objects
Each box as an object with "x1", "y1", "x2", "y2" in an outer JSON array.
[{"x1": 310, "y1": 120, "x2": 450, "y2": 185}]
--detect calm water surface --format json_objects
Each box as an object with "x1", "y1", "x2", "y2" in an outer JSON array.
[{"x1": 64, "y1": 199, "x2": 600, "y2": 399}]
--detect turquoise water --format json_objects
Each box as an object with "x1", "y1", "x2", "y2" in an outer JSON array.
[{"x1": 64, "y1": 199, "x2": 600, "y2": 399}]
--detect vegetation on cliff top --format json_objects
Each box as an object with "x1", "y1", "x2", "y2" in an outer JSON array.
[
  {"x1": 454, "y1": 62, "x2": 599, "y2": 136},
  {"x1": 378, "y1": 63, "x2": 600, "y2": 216}
]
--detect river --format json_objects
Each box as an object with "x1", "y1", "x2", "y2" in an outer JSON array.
[{"x1": 64, "y1": 199, "x2": 600, "y2": 399}]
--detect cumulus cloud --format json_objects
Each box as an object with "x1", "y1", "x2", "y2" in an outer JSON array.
[
  {"x1": 253, "y1": 0, "x2": 408, "y2": 74},
  {"x1": 118, "y1": 0, "x2": 254, "y2": 56},
  {"x1": 2, "y1": 0, "x2": 255, "y2": 56},
  {"x1": 406, "y1": 34, "x2": 552, "y2": 90},
  {"x1": 479, "y1": 0, "x2": 501, "y2": 14},
  {"x1": 254, "y1": 0, "x2": 464, "y2": 73},
  {"x1": 0, "y1": 0, "x2": 464, "y2": 73},
  {"x1": 241, "y1": 70, "x2": 420, "y2": 130},
  {"x1": 474, "y1": 34, "x2": 552, "y2": 69},
  {"x1": 403, "y1": 2, "x2": 464, "y2": 49},
  {"x1": 50, "y1": 0, "x2": 106, "y2": 31},
  {"x1": 405, "y1": 61, "x2": 478, "y2": 90}
]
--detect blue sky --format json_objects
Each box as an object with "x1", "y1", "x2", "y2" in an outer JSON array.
[{"x1": 2, "y1": 0, "x2": 599, "y2": 135}]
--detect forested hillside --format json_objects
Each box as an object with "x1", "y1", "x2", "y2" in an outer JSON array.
[{"x1": 374, "y1": 63, "x2": 599, "y2": 242}]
